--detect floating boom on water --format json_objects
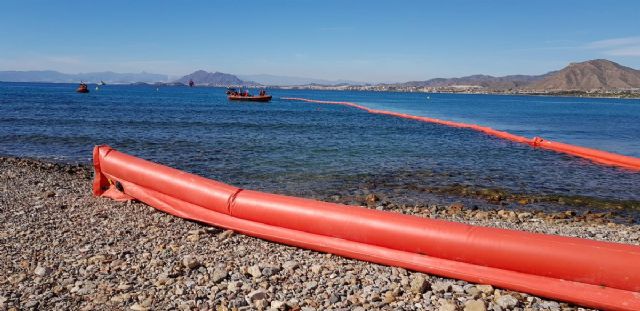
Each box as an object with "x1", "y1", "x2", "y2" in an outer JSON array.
[
  {"x1": 281, "y1": 97, "x2": 640, "y2": 171},
  {"x1": 93, "y1": 145, "x2": 640, "y2": 311}
]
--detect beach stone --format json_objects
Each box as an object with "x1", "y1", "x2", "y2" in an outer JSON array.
[
  {"x1": 329, "y1": 294, "x2": 340, "y2": 304},
  {"x1": 218, "y1": 230, "x2": 234, "y2": 240},
  {"x1": 432, "y1": 281, "x2": 452, "y2": 293},
  {"x1": 310, "y1": 264, "x2": 322, "y2": 274},
  {"x1": 365, "y1": 193, "x2": 379, "y2": 205},
  {"x1": 539, "y1": 301, "x2": 560, "y2": 310},
  {"x1": 34, "y1": 265, "x2": 51, "y2": 276},
  {"x1": 262, "y1": 265, "x2": 280, "y2": 277},
  {"x1": 254, "y1": 299, "x2": 268, "y2": 309},
  {"x1": 182, "y1": 255, "x2": 200, "y2": 269},
  {"x1": 448, "y1": 203, "x2": 464, "y2": 214},
  {"x1": 464, "y1": 299, "x2": 486, "y2": 311},
  {"x1": 410, "y1": 275, "x2": 430, "y2": 294},
  {"x1": 439, "y1": 300, "x2": 457, "y2": 311},
  {"x1": 130, "y1": 303, "x2": 149, "y2": 311},
  {"x1": 383, "y1": 290, "x2": 396, "y2": 303},
  {"x1": 475, "y1": 285, "x2": 493, "y2": 294},
  {"x1": 246, "y1": 289, "x2": 267, "y2": 303},
  {"x1": 211, "y1": 268, "x2": 228, "y2": 283},
  {"x1": 271, "y1": 300, "x2": 286, "y2": 309},
  {"x1": 496, "y1": 294, "x2": 518, "y2": 308},
  {"x1": 248, "y1": 265, "x2": 262, "y2": 278},
  {"x1": 186, "y1": 234, "x2": 199, "y2": 242},
  {"x1": 282, "y1": 260, "x2": 298, "y2": 270},
  {"x1": 474, "y1": 211, "x2": 489, "y2": 220}
]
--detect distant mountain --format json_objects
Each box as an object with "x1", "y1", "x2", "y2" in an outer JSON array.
[
  {"x1": 176, "y1": 70, "x2": 254, "y2": 86},
  {"x1": 391, "y1": 73, "x2": 553, "y2": 90},
  {"x1": 527, "y1": 59, "x2": 640, "y2": 91},
  {"x1": 236, "y1": 73, "x2": 365, "y2": 86},
  {"x1": 0, "y1": 70, "x2": 168, "y2": 83}
]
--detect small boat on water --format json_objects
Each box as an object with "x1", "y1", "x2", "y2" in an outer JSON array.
[
  {"x1": 99, "y1": 80, "x2": 106, "y2": 86},
  {"x1": 228, "y1": 94, "x2": 272, "y2": 102},
  {"x1": 189, "y1": 79, "x2": 195, "y2": 87},
  {"x1": 227, "y1": 88, "x2": 271, "y2": 102},
  {"x1": 76, "y1": 82, "x2": 89, "y2": 93}
]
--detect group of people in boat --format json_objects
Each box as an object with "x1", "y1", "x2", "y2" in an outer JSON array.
[
  {"x1": 76, "y1": 82, "x2": 89, "y2": 93},
  {"x1": 227, "y1": 88, "x2": 268, "y2": 97}
]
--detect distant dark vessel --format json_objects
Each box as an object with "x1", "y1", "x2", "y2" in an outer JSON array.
[
  {"x1": 76, "y1": 82, "x2": 89, "y2": 93},
  {"x1": 188, "y1": 79, "x2": 195, "y2": 87},
  {"x1": 99, "y1": 80, "x2": 106, "y2": 86}
]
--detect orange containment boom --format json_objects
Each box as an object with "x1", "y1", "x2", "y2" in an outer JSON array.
[
  {"x1": 281, "y1": 97, "x2": 640, "y2": 171},
  {"x1": 93, "y1": 146, "x2": 640, "y2": 310}
]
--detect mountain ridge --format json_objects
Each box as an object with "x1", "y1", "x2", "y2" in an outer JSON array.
[
  {"x1": 526, "y1": 59, "x2": 640, "y2": 90},
  {"x1": 2, "y1": 59, "x2": 639, "y2": 91},
  {"x1": 175, "y1": 70, "x2": 246, "y2": 86},
  {"x1": 0, "y1": 70, "x2": 168, "y2": 84}
]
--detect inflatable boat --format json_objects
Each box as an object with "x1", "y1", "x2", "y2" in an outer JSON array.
[
  {"x1": 228, "y1": 95, "x2": 272, "y2": 102},
  {"x1": 76, "y1": 83, "x2": 89, "y2": 93}
]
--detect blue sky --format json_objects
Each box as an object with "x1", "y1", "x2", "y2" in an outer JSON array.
[{"x1": 1, "y1": 0, "x2": 639, "y2": 82}]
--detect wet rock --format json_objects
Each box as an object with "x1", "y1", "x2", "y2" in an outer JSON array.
[
  {"x1": 474, "y1": 211, "x2": 489, "y2": 220},
  {"x1": 448, "y1": 203, "x2": 464, "y2": 215},
  {"x1": 365, "y1": 193, "x2": 380, "y2": 205}
]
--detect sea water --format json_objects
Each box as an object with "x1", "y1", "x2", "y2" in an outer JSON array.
[{"x1": 1, "y1": 82, "x2": 639, "y2": 215}]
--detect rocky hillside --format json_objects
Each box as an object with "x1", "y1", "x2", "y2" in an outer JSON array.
[
  {"x1": 527, "y1": 59, "x2": 640, "y2": 91},
  {"x1": 396, "y1": 74, "x2": 552, "y2": 90},
  {"x1": 176, "y1": 70, "x2": 254, "y2": 86}
]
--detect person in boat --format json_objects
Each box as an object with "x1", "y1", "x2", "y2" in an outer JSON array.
[{"x1": 259, "y1": 89, "x2": 266, "y2": 96}]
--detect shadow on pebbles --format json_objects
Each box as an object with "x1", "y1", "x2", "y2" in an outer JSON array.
[{"x1": 2, "y1": 157, "x2": 637, "y2": 311}]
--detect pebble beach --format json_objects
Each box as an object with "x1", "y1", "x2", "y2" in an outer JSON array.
[{"x1": 2, "y1": 156, "x2": 639, "y2": 311}]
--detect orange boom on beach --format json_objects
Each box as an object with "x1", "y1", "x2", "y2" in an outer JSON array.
[{"x1": 93, "y1": 146, "x2": 640, "y2": 311}]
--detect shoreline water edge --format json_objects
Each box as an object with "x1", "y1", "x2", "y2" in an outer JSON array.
[{"x1": 2, "y1": 156, "x2": 638, "y2": 310}]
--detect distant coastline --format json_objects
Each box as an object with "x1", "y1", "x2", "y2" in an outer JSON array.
[{"x1": 271, "y1": 85, "x2": 640, "y2": 99}]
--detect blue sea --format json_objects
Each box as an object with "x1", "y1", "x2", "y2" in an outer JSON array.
[{"x1": 1, "y1": 82, "x2": 639, "y2": 215}]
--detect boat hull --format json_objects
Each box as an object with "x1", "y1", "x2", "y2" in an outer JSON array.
[{"x1": 228, "y1": 95, "x2": 272, "y2": 102}]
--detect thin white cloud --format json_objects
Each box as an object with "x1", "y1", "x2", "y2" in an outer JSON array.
[
  {"x1": 587, "y1": 36, "x2": 640, "y2": 49},
  {"x1": 606, "y1": 46, "x2": 640, "y2": 57},
  {"x1": 586, "y1": 36, "x2": 640, "y2": 57}
]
